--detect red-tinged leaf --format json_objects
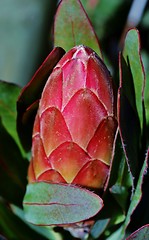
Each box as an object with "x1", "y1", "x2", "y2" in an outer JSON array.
[
  {"x1": 118, "y1": 53, "x2": 141, "y2": 185},
  {"x1": 23, "y1": 182, "x2": 103, "y2": 225},
  {"x1": 126, "y1": 224, "x2": 149, "y2": 240},
  {"x1": 122, "y1": 28, "x2": 147, "y2": 166},
  {"x1": 17, "y1": 47, "x2": 65, "y2": 151},
  {"x1": 54, "y1": 0, "x2": 102, "y2": 58},
  {"x1": 118, "y1": 29, "x2": 148, "y2": 186},
  {"x1": 18, "y1": 100, "x2": 39, "y2": 151},
  {"x1": 122, "y1": 29, "x2": 145, "y2": 129}
]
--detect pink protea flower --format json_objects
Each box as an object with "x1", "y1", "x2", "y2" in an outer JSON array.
[{"x1": 28, "y1": 45, "x2": 117, "y2": 190}]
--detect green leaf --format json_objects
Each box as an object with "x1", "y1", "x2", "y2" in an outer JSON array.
[
  {"x1": 126, "y1": 224, "x2": 149, "y2": 240},
  {"x1": 142, "y1": 52, "x2": 149, "y2": 132},
  {"x1": 0, "y1": 80, "x2": 22, "y2": 149},
  {"x1": 142, "y1": 52, "x2": 149, "y2": 130},
  {"x1": 11, "y1": 205, "x2": 62, "y2": 240},
  {"x1": 0, "y1": 119, "x2": 28, "y2": 206},
  {"x1": 90, "y1": 218, "x2": 110, "y2": 239},
  {"x1": 122, "y1": 28, "x2": 145, "y2": 129},
  {"x1": 54, "y1": 0, "x2": 102, "y2": 57},
  {"x1": 0, "y1": 200, "x2": 48, "y2": 240},
  {"x1": 110, "y1": 185, "x2": 130, "y2": 211},
  {"x1": 17, "y1": 47, "x2": 65, "y2": 151},
  {"x1": 106, "y1": 226, "x2": 123, "y2": 240},
  {"x1": 23, "y1": 182, "x2": 103, "y2": 225},
  {"x1": 118, "y1": 33, "x2": 142, "y2": 183}
]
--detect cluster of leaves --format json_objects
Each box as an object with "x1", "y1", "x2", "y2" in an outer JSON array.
[{"x1": 0, "y1": 0, "x2": 149, "y2": 239}]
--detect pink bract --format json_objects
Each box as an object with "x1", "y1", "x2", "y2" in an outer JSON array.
[{"x1": 28, "y1": 45, "x2": 117, "y2": 189}]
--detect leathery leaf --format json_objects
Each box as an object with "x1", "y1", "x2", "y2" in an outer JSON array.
[
  {"x1": 126, "y1": 224, "x2": 149, "y2": 240},
  {"x1": 23, "y1": 182, "x2": 103, "y2": 225},
  {"x1": 54, "y1": 0, "x2": 102, "y2": 57}
]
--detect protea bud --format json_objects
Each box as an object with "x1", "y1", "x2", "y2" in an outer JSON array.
[{"x1": 28, "y1": 45, "x2": 117, "y2": 190}]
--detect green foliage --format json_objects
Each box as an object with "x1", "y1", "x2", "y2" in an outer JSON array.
[
  {"x1": 107, "y1": 149, "x2": 148, "y2": 240},
  {"x1": 54, "y1": 0, "x2": 102, "y2": 57},
  {"x1": 0, "y1": 0, "x2": 149, "y2": 239},
  {"x1": 126, "y1": 224, "x2": 149, "y2": 240},
  {"x1": 23, "y1": 182, "x2": 103, "y2": 225},
  {"x1": 0, "y1": 81, "x2": 22, "y2": 148},
  {"x1": 122, "y1": 29, "x2": 145, "y2": 129}
]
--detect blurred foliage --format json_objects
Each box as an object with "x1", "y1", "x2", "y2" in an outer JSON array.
[{"x1": 0, "y1": 0, "x2": 57, "y2": 86}]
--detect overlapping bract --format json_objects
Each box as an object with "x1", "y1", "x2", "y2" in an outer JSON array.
[{"x1": 28, "y1": 45, "x2": 117, "y2": 189}]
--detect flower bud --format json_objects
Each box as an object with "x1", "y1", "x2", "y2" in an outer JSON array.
[{"x1": 28, "y1": 45, "x2": 117, "y2": 189}]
